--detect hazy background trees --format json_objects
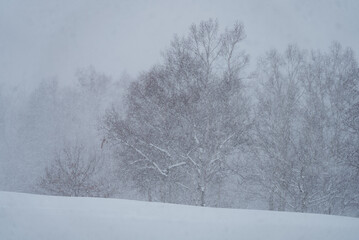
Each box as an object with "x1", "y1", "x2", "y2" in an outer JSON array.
[
  {"x1": 0, "y1": 67, "x2": 130, "y2": 194},
  {"x1": 0, "y1": 19, "x2": 358, "y2": 217}
]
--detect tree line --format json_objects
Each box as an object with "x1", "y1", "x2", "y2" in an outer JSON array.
[{"x1": 0, "y1": 19, "x2": 358, "y2": 217}]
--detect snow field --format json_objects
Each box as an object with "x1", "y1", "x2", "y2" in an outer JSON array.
[{"x1": 1, "y1": 191, "x2": 358, "y2": 240}]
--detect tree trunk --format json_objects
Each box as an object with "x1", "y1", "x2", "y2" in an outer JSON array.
[{"x1": 200, "y1": 188, "x2": 205, "y2": 207}]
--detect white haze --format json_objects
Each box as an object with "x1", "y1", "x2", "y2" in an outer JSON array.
[{"x1": 0, "y1": 0, "x2": 358, "y2": 91}]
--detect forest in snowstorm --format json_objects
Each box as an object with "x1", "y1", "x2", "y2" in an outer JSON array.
[{"x1": 0, "y1": 19, "x2": 358, "y2": 217}]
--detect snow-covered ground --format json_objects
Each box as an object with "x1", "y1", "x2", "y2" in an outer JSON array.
[{"x1": 0, "y1": 191, "x2": 358, "y2": 240}]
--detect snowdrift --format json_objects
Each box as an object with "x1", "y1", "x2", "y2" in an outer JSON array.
[{"x1": 0, "y1": 191, "x2": 358, "y2": 240}]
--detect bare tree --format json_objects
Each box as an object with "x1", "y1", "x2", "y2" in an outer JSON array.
[
  {"x1": 253, "y1": 46, "x2": 305, "y2": 211},
  {"x1": 39, "y1": 144, "x2": 113, "y2": 197},
  {"x1": 102, "y1": 19, "x2": 251, "y2": 206},
  {"x1": 254, "y1": 43, "x2": 359, "y2": 215},
  {"x1": 337, "y1": 44, "x2": 359, "y2": 215}
]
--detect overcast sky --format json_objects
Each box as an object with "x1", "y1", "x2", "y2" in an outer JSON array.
[{"x1": 1, "y1": 0, "x2": 358, "y2": 91}]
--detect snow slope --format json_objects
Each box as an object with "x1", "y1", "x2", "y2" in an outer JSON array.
[{"x1": 0, "y1": 191, "x2": 358, "y2": 240}]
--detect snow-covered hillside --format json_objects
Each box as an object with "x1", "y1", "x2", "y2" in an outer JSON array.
[{"x1": 0, "y1": 191, "x2": 358, "y2": 240}]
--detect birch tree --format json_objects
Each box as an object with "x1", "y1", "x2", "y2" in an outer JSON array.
[
  {"x1": 254, "y1": 43, "x2": 359, "y2": 214},
  {"x1": 102, "y1": 19, "x2": 251, "y2": 206},
  {"x1": 254, "y1": 46, "x2": 304, "y2": 211}
]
